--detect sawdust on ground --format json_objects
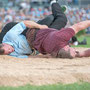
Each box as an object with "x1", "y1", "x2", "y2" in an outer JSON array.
[{"x1": 0, "y1": 48, "x2": 90, "y2": 87}]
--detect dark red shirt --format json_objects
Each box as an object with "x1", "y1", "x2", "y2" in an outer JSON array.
[{"x1": 33, "y1": 28, "x2": 75, "y2": 54}]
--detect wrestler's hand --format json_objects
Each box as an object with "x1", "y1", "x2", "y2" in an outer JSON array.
[{"x1": 39, "y1": 25, "x2": 48, "y2": 29}]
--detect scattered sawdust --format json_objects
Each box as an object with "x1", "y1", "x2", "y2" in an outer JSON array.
[{"x1": 0, "y1": 48, "x2": 90, "y2": 86}]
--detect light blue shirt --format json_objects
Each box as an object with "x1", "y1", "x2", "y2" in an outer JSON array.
[{"x1": 2, "y1": 22, "x2": 32, "y2": 58}]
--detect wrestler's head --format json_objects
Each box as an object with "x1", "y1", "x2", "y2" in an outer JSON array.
[
  {"x1": 57, "y1": 45, "x2": 77, "y2": 59},
  {"x1": 0, "y1": 43, "x2": 14, "y2": 55}
]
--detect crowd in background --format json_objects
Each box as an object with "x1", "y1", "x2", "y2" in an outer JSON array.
[
  {"x1": 0, "y1": 0, "x2": 90, "y2": 33},
  {"x1": 66, "y1": 6, "x2": 90, "y2": 33}
]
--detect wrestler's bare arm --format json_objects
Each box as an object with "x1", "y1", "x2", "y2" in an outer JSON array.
[
  {"x1": 69, "y1": 20, "x2": 90, "y2": 34},
  {"x1": 70, "y1": 20, "x2": 90, "y2": 58},
  {"x1": 76, "y1": 49, "x2": 90, "y2": 57},
  {"x1": 23, "y1": 20, "x2": 48, "y2": 29}
]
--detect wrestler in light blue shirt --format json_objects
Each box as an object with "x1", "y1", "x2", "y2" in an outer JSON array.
[{"x1": 2, "y1": 22, "x2": 32, "y2": 58}]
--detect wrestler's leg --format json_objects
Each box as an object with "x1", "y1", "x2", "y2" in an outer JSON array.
[
  {"x1": 37, "y1": 1, "x2": 67, "y2": 30},
  {"x1": 37, "y1": 14, "x2": 54, "y2": 27},
  {"x1": 49, "y1": 2, "x2": 67, "y2": 30}
]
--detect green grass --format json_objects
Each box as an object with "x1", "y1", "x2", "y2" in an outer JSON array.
[
  {"x1": 0, "y1": 82, "x2": 90, "y2": 90},
  {"x1": 72, "y1": 35, "x2": 90, "y2": 48}
]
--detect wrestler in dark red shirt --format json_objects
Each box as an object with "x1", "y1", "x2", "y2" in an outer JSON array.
[
  {"x1": 27, "y1": 20, "x2": 90, "y2": 59},
  {"x1": 33, "y1": 28, "x2": 75, "y2": 55}
]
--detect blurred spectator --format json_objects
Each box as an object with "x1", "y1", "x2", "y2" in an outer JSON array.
[
  {"x1": 67, "y1": 0, "x2": 73, "y2": 4},
  {"x1": 0, "y1": 0, "x2": 89, "y2": 33},
  {"x1": 66, "y1": 6, "x2": 90, "y2": 33},
  {"x1": 30, "y1": 0, "x2": 40, "y2": 6},
  {"x1": 8, "y1": 0, "x2": 14, "y2": 7}
]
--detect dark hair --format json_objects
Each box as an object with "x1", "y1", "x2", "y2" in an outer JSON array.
[
  {"x1": 0, "y1": 44, "x2": 4, "y2": 55},
  {"x1": 56, "y1": 49, "x2": 73, "y2": 59}
]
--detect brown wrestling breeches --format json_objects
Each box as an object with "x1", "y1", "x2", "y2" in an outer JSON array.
[{"x1": 26, "y1": 28, "x2": 39, "y2": 52}]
